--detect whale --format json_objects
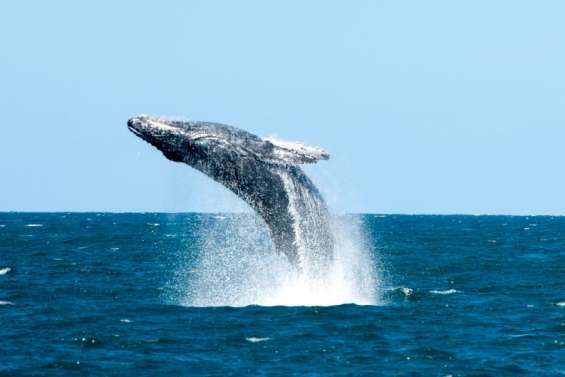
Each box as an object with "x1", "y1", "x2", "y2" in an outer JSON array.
[{"x1": 127, "y1": 115, "x2": 334, "y2": 272}]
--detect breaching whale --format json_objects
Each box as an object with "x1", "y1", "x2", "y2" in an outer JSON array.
[{"x1": 127, "y1": 115, "x2": 333, "y2": 271}]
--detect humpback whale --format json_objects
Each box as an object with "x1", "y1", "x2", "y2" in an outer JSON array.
[{"x1": 127, "y1": 115, "x2": 334, "y2": 272}]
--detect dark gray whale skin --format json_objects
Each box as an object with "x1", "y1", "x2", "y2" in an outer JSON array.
[{"x1": 127, "y1": 115, "x2": 333, "y2": 268}]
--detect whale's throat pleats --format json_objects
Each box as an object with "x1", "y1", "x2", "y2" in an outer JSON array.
[{"x1": 197, "y1": 157, "x2": 334, "y2": 274}]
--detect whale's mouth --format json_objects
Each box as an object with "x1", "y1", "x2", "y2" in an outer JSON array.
[
  {"x1": 127, "y1": 123, "x2": 144, "y2": 138},
  {"x1": 127, "y1": 117, "x2": 146, "y2": 138},
  {"x1": 128, "y1": 116, "x2": 185, "y2": 139}
]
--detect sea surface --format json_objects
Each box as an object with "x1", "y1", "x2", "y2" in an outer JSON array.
[{"x1": 0, "y1": 213, "x2": 564, "y2": 376}]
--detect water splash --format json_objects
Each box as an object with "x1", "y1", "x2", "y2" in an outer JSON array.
[
  {"x1": 276, "y1": 169, "x2": 333, "y2": 279},
  {"x1": 175, "y1": 166, "x2": 380, "y2": 307},
  {"x1": 179, "y1": 212, "x2": 381, "y2": 307}
]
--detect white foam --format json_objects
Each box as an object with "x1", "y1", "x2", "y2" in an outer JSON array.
[
  {"x1": 147, "y1": 223, "x2": 160, "y2": 227},
  {"x1": 0, "y1": 224, "x2": 5, "y2": 228},
  {"x1": 25, "y1": 224, "x2": 43, "y2": 227},
  {"x1": 0, "y1": 267, "x2": 11, "y2": 275},
  {"x1": 0, "y1": 300, "x2": 14, "y2": 305},
  {"x1": 179, "y1": 214, "x2": 381, "y2": 307},
  {"x1": 430, "y1": 289, "x2": 459, "y2": 295},
  {"x1": 508, "y1": 333, "x2": 534, "y2": 338},
  {"x1": 398, "y1": 287, "x2": 414, "y2": 296},
  {"x1": 120, "y1": 318, "x2": 131, "y2": 323},
  {"x1": 246, "y1": 337, "x2": 270, "y2": 343},
  {"x1": 555, "y1": 301, "x2": 565, "y2": 307},
  {"x1": 110, "y1": 247, "x2": 120, "y2": 251}
]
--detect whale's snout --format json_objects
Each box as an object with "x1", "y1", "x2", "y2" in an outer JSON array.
[
  {"x1": 127, "y1": 117, "x2": 136, "y2": 129},
  {"x1": 127, "y1": 116, "x2": 146, "y2": 138}
]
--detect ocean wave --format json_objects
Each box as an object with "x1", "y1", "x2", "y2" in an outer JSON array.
[
  {"x1": 25, "y1": 224, "x2": 43, "y2": 227},
  {"x1": 245, "y1": 337, "x2": 270, "y2": 343},
  {"x1": 430, "y1": 289, "x2": 459, "y2": 295},
  {"x1": 0, "y1": 267, "x2": 11, "y2": 275},
  {"x1": 383, "y1": 287, "x2": 418, "y2": 301},
  {"x1": 555, "y1": 301, "x2": 565, "y2": 307},
  {"x1": 0, "y1": 300, "x2": 14, "y2": 305}
]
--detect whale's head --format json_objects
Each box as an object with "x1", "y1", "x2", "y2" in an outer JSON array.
[
  {"x1": 127, "y1": 115, "x2": 260, "y2": 165},
  {"x1": 127, "y1": 115, "x2": 329, "y2": 166}
]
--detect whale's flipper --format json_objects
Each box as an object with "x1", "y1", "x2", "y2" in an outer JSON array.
[
  {"x1": 127, "y1": 116, "x2": 334, "y2": 273},
  {"x1": 263, "y1": 137, "x2": 330, "y2": 165}
]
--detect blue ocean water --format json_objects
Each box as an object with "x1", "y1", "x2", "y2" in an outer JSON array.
[{"x1": 0, "y1": 213, "x2": 564, "y2": 376}]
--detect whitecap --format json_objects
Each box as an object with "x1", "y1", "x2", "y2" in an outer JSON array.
[
  {"x1": 0, "y1": 267, "x2": 11, "y2": 275},
  {"x1": 430, "y1": 289, "x2": 459, "y2": 295},
  {"x1": 384, "y1": 287, "x2": 414, "y2": 299},
  {"x1": 555, "y1": 302, "x2": 565, "y2": 307},
  {"x1": 398, "y1": 287, "x2": 414, "y2": 296},
  {"x1": 25, "y1": 224, "x2": 43, "y2": 227},
  {"x1": 386, "y1": 287, "x2": 414, "y2": 296},
  {"x1": 213, "y1": 215, "x2": 226, "y2": 220},
  {"x1": 508, "y1": 333, "x2": 534, "y2": 338},
  {"x1": 0, "y1": 224, "x2": 5, "y2": 228},
  {"x1": 0, "y1": 300, "x2": 14, "y2": 305},
  {"x1": 110, "y1": 247, "x2": 120, "y2": 251},
  {"x1": 147, "y1": 223, "x2": 160, "y2": 227},
  {"x1": 246, "y1": 337, "x2": 270, "y2": 343},
  {"x1": 119, "y1": 318, "x2": 131, "y2": 323}
]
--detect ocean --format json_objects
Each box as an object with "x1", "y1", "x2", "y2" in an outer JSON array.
[{"x1": 0, "y1": 213, "x2": 563, "y2": 376}]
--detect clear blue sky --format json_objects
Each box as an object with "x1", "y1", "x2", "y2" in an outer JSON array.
[{"x1": 1, "y1": 1, "x2": 564, "y2": 214}]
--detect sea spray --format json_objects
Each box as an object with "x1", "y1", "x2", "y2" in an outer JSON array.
[
  {"x1": 174, "y1": 167, "x2": 380, "y2": 307},
  {"x1": 180, "y1": 212, "x2": 381, "y2": 307},
  {"x1": 276, "y1": 169, "x2": 333, "y2": 279}
]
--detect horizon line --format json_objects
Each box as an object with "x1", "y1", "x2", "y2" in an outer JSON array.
[{"x1": 0, "y1": 211, "x2": 563, "y2": 217}]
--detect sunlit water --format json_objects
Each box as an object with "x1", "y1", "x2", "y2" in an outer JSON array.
[{"x1": 1, "y1": 213, "x2": 564, "y2": 375}]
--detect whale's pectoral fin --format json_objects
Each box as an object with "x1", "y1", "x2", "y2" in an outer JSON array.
[{"x1": 263, "y1": 137, "x2": 330, "y2": 165}]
